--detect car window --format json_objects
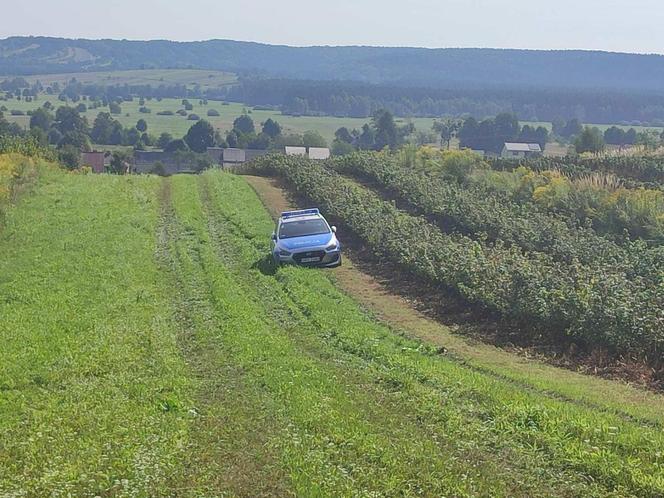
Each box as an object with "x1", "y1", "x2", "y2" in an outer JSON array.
[{"x1": 279, "y1": 219, "x2": 330, "y2": 239}]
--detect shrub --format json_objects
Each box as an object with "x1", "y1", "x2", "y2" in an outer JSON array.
[{"x1": 207, "y1": 109, "x2": 220, "y2": 116}]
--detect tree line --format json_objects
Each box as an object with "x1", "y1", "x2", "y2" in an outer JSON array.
[{"x1": 6, "y1": 75, "x2": 664, "y2": 125}]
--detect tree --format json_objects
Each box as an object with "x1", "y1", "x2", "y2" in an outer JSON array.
[
  {"x1": 625, "y1": 128, "x2": 637, "y2": 145},
  {"x1": 561, "y1": 118, "x2": 583, "y2": 139},
  {"x1": 432, "y1": 119, "x2": 459, "y2": 149},
  {"x1": 109, "y1": 102, "x2": 122, "y2": 115},
  {"x1": 141, "y1": 132, "x2": 153, "y2": 147},
  {"x1": 575, "y1": 127, "x2": 605, "y2": 154},
  {"x1": 157, "y1": 132, "x2": 173, "y2": 149},
  {"x1": 357, "y1": 124, "x2": 376, "y2": 150},
  {"x1": 636, "y1": 130, "x2": 661, "y2": 151},
  {"x1": 110, "y1": 151, "x2": 132, "y2": 174},
  {"x1": 164, "y1": 138, "x2": 189, "y2": 153},
  {"x1": 262, "y1": 118, "x2": 281, "y2": 138},
  {"x1": 58, "y1": 145, "x2": 81, "y2": 170},
  {"x1": 335, "y1": 127, "x2": 354, "y2": 144},
  {"x1": 248, "y1": 132, "x2": 271, "y2": 150},
  {"x1": 136, "y1": 119, "x2": 148, "y2": 132},
  {"x1": 91, "y1": 112, "x2": 117, "y2": 144},
  {"x1": 150, "y1": 161, "x2": 166, "y2": 176},
  {"x1": 226, "y1": 130, "x2": 239, "y2": 148},
  {"x1": 372, "y1": 109, "x2": 398, "y2": 150},
  {"x1": 29, "y1": 127, "x2": 48, "y2": 146},
  {"x1": 458, "y1": 117, "x2": 480, "y2": 150},
  {"x1": 494, "y1": 113, "x2": 520, "y2": 149},
  {"x1": 55, "y1": 106, "x2": 88, "y2": 135},
  {"x1": 29, "y1": 107, "x2": 53, "y2": 132},
  {"x1": 184, "y1": 119, "x2": 215, "y2": 153},
  {"x1": 59, "y1": 131, "x2": 91, "y2": 151},
  {"x1": 604, "y1": 126, "x2": 626, "y2": 145},
  {"x1": 47, "y1": 128, "x2": 63, "y2": 145},
  {"x1": 108, "y1": 122, "x2": 126, "y2": 146},
  {"x1": 233, "y1": 114, "x2": 255, "y2": 135},
  {"x1": 332, "y1": 139, "x2": 355, "y2": 156},
  {"x1": 519, "y1": 124, "x2": 549, "y2": 150},
  {"x1": 302, "y1": 130, "x2": 327, "y2": 148},
  {"x1": 551, "y1": 118, "x2": 565, "y2": 136}
]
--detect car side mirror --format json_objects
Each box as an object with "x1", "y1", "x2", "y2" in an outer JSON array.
[
  {"x1": 331, "y1": 226, "x2": 337, "y2": 233},
  {"x1": 271, "y1": 233, "x2": 277, "y2": 241}
]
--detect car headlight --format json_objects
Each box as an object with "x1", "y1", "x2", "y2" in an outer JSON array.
[
  {"x1": 278, "y1": 249, "x2": 291, "y2": 256},
  {"x1": 326, "y1": 242, "x2": 338, "y2": 251}
]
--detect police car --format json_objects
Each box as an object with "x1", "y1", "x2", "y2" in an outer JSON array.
[{"x1": 271, "y1": 208, "x2": 342, "y2": 267}]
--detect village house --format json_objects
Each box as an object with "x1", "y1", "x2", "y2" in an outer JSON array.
[{"x1": 501, "y1": 142, "x2": 543, "y2": 159}]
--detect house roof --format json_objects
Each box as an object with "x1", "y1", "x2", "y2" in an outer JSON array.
[
  {"x1": 503, "y1": 142, "x2": 542, "y2": 152},
  {"x1": 308, "y1": 147, "x2": 330, "y2": 160},
  {"x1": 285, "y1": 146, "x2": 307, "y2": 156}
]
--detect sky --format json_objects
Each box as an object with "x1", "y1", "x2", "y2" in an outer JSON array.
[{"x1": 3, "y1": 0, "x2": 664, "y2": 54}]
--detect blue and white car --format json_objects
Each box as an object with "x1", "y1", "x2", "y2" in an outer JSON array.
[{"x1": 271, "y1": 208, "x2": 342, "y2": 268}]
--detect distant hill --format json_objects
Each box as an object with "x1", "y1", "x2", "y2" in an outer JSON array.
[{"x1": 2, "y1": 36, "x2": 664, "y2": 93}]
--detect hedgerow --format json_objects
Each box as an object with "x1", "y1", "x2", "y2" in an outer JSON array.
[{"x1": 249, "y1": 154, "x2": 664, "y2": 361}]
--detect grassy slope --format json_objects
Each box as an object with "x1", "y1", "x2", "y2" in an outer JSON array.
[
  {"x1": 0, "y1": 166, "x2": 663, "y2": 496},
  {"x1": 0, "y1": 171, "x2": 193, "y2": 495}
]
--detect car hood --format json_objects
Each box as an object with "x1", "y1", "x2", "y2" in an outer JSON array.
[{"x1": 279, "y1": 232, "x2": 333, "y2": 250}]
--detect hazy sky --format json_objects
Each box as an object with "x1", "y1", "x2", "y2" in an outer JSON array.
[{"x1": 4, "y1": 0, "x2": 664, "y2": 54}]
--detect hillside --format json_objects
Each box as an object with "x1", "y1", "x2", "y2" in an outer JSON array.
[
  {"x1": 1, "y1": 154, "x2": 664, "y2": 495},
  {"x1": 3, "y1": 36, "x2": 664, "y2": 93}
]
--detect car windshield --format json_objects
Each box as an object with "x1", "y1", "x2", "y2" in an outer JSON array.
[{"x1": 279, "y1": 219, "x2": 330, "y2": 239}]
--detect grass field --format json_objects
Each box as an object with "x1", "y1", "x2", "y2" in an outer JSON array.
[
  {"x1": 4, "y1": 87, "x2": 663, "y2": 149},
  {"x1": 3, "y1": 95, "x2": 392, "y2": 144},
  {"x1": 1, "y1": 157, "x2": 664, "y2": 496},
  {"x1": 17, "y1": 69, "x2": 238, "y2": 90}
]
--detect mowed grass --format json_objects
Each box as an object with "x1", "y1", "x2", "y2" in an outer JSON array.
[
  {"x1": 1, "y1": 163, "x2": 664, "y2": 496},
  {"x1": 0, "y1": 171, "x2": 194, "y2": 495}
]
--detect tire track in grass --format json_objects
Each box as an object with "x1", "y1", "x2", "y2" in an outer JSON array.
[
  {"x1": 198, "y1": 172, "x2": 629, "y2": 498},
  {"x1": 156, "y1": 178, "x2": 293, "y2": 497},
  {"x1": 183, "y1": 174, "x2": 529, "y2": 497}
]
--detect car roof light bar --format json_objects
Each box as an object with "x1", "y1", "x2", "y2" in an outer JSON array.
[{"x1": 281, "y1": 208, "x2": 320, "y2": 219}]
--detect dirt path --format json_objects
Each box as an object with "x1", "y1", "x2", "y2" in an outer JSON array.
[{"x1": 243, "y1": 174, "x2": 664, "y2": 422}]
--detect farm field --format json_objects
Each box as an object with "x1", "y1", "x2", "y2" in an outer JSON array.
[
  {"x1": 18, "y1": 69, "x2": 238, "y2": 90},
  {"x1": 1, "y1": 154, "x2": 664, "y2": 496},
  {"x1": 3, "y1": 95, "x2": 391, "y2": 144},
  {"x1": 5, "y1": 81, "x2": 662, "y2": 147}
]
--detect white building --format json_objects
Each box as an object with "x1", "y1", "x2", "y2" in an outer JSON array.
[
  {"x1": 285, "y1": 146, "x2": 307, "y2": 156},
  {"x1": 501, "y1": 142, "x2": 542, "y2": 159},
  {"x1": 308, "y1": 147, "x2": 330, "y2": 160}
]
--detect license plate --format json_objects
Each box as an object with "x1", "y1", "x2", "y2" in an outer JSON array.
[{"x1": 301, "y1": 257, "x2": 321, "y2": 263}]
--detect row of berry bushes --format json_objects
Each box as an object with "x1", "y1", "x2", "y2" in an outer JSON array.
[
  {"x1": 329, "y1": 151, "x2": 662, "y2": 283},
  {"x1": 249, "y1": 154, "x2": 664, "y2": 362}
]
